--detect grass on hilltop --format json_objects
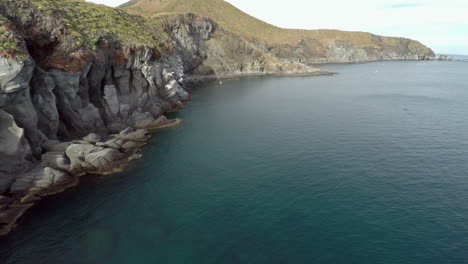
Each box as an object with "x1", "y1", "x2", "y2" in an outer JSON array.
[
  {"x1": 0, "y1": 0, "x2": 173, "y2": 54},
  {"x1": 120, "y1": 0, "x2": 429, "y2": 51}
]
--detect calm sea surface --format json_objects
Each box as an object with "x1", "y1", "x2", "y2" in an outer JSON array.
[{"x1": 1, "y1": 59, "x2": 467, "y2": 264}]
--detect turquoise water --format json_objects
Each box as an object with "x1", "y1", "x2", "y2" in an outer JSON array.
[{"x1": 1, "y1": 60, "x2": 468, "y2": 264}]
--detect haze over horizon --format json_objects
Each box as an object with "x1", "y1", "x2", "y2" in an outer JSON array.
[{"x1": 89, "y1": 0, "x2": 468, "y2": 55}]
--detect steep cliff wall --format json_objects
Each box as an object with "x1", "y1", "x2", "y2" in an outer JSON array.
[
  {"x1": 257, "y1": 34, "x2": 435, "y2": 64},
  {"x1": 0, "y1": 0, "x2": 318, "y2": 235},
  {"x1": 164, "y1": 14, "x2": 316, "y2": 79}
]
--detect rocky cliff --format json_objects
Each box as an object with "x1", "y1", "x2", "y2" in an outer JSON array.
[
  {"x1": 0, "y1": 0, "x2": 317, "y2": 235},
  {"x1": 122, "y1": 0, "x2": 435, "y2": 64}
]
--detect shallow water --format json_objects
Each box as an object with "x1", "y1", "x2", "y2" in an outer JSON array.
[{"x1": 1, "y1": 60, "x2": 467, "y2": 264}]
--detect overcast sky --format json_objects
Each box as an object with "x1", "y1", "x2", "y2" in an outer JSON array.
[{"x1": 87, "y1": 0, "x2": 468, "y2": 55}]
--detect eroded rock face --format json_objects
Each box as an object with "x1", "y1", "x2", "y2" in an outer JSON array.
[
  {"x1": 0, "y1": 109, "x2": 33, "y2": 189},
  {"x1": 0, "y1": 42, "x2": 191, "y2": 191},
  {"x1": 0, "y1": 27, "x2": 194, "y2": 235},
  {"x1": 0, "y1": 57, "x2": 33, "y2": 94},
  {"x1": 261, "y1": 35, "x2": 435, "y2": 65},
  {"x1": 167, "y1": 14, "x2": 318, "y2": 78}
]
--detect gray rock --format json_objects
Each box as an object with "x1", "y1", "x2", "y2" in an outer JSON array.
[
  {"x1": 119, "y1": 127, "x2": 136, "y2": 135},
  {"x1": 10, "y1": 166, "x2": 71, "y2": 194},
  {"x1": 117, "y1": 128, "x2": 150, "y2": 142},
  {"x1": 84, "y1": 148, "x2": 124, "y2": 168},
  {"x1": 50, "y1": 69, "x2": 107, "y2": 139},
  {"x1": 42, "y1": 140, "x2": 72, "y2": 153},
  {"x1": 107, "y1": 122, "x2": 127, "y2": 134},
  {"x1": 96, "y1": 138, "x2": 125, "y2": 149},
  {"x1": 121, "y1": 141, "x2": 146, "y2": 153},
  {"x1": 0, "y1": 57, "x2": 33, "y2": 94},
  {"x1": 66, "y1": 144, "x2": 102, "y2": 172},
  {"x1": 32, "y1": 167, "x2": 69, "y2": 189},
  {"x1": 82, "y1": 133, "x2": 102, "y2": 143},
  {"x1": 102, "y1": 84, "x2": 120, "y2": 117},
  {"x1": 132, "y1": 111, "x2": 156, "y2": 128},
  {"x1": 71, "y1": 140, "x2": 92, "y2": 145},
  {"x1": 0, "y1": 58, "x2": 46, "y2": 157},
  {"x1": 41, "y1": 152, "x2": 70, "y2": 171},
  {"x1": 30, "y1": 68, "x2": 59, "y2": 139},
  {"x1": 65, "y1": 144, "x2": 124, "y2": 173},
  {"x1": 0, "y1": 109, "x2": 33, "y2": 176}
]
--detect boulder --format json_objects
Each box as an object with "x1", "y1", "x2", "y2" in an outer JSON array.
[
  {"x1": 96, "y1": 138, "x2": 125, "y2": 150},
  {"x1": 66, "y1": 144, "x2": 103, "y2": 172},
  {"x1": 65, "y1": 144, "x2": 125, "y2": 173},
  {"x1": 121, "y1": 141, "x2": 146, "y2": 153},
  {"x1": 41, "y1": 152, "x2": 70, "y2": 171},
  {"x1": 84, "y1": 148, "x2": 124, "y2": 169}
]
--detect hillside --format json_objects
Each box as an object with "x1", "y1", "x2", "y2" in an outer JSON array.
[{"x1": 121, "y1": 0, "x2": 435, "y2": 63}]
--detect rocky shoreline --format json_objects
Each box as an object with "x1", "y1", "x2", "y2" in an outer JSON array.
[
  {"x1": 0, "y1": 68, "x2": 331, "y2": 236},
  {"x1": 0, "y1": 116, "x2": 181, "y2": 236},
  {"x1": 0, "y1": 0, "x2": 435, "y2": 236}
]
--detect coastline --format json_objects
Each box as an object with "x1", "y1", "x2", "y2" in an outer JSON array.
[
  {"x1": 0, "y1": 2, "x2": 436, "y2": 237},
  {"x1": 182, "y1": 71, "x2": 337, "y2": 86},
  {"x1": 0, "y1": 115, "x2": 182, "y2": 236},
  {"x1": 0, "y1": 59, "x2": 436, "y2": 236},
  {"x1": 0, "y1": 69, "x2": 331, "y2": 237}
]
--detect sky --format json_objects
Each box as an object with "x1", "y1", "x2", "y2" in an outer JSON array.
[{"x1": 87, "y1": 0, "x2": 468, "y2": 55}]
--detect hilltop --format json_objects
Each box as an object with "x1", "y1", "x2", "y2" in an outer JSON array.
[{"x1": 121, "y1": 0, "x2": 435, "y2": 63}]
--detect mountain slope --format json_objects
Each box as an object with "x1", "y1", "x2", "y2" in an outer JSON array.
[{"x1": 121, "y1": 0, "x2": 435, "y2": 63}]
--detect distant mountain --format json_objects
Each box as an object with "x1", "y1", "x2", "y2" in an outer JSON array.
[{"x1": 120, "y1": 0, "x2": 435, "y2": 64}]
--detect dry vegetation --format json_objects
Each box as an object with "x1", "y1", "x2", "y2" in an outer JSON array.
[{"x1": 120, "y1": 0, "x2": 422, "y2": 49}]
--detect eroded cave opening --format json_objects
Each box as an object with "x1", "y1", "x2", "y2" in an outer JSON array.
[{"x1": 25, "y1": 35, "x2": 59, "y2": 69}]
